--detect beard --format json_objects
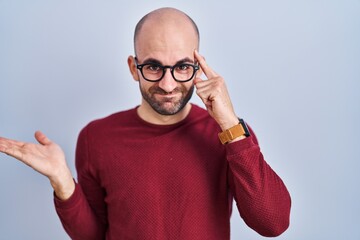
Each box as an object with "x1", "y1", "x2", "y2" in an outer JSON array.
[{"x1": 140, "y1": 83, "x2": 194, "y2": 115}]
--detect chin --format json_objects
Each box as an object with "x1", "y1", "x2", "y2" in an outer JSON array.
[{"x1": 153, "y1": 102, "x2": 186, "y2": 116}]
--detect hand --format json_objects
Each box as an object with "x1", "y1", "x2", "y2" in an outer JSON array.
[
  {"x1": 0, "y1": 131, "x2": 75, "y2": 200},
  {"x1": 194, "y1": 50, "x2": 239, "y2": 130}
]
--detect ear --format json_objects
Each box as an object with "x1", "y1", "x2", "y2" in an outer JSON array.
[{"x1": 127, "y1": 56, "x2": 140, "y2": 81}]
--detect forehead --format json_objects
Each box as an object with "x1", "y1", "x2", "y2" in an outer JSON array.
[{"x1": 135, "y1": 14, "x2": 198, "y2": 63}]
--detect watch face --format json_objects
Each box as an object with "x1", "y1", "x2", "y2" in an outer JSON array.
[{"x1": 239, "y1": 118, "x2": 250, "y2": 137}]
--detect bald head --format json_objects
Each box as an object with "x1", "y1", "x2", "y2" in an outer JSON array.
[{"x1": 133, "y1": 7, "x2": 200, "y2": 55}]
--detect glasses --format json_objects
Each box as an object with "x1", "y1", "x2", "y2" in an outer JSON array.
[{"x1": 135, "y1": 58, "x2": 199, "y2": 82}]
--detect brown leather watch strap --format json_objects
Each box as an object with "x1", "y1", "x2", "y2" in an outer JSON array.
[{"x1": 218, "y1": 118, "x2": 250, "y2": 144}]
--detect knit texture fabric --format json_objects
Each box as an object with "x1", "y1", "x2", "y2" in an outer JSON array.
[{"x1": 54, "y1": 104, "x2": 291, "y2": 240}]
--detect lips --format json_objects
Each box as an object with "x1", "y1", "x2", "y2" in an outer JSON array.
[
  {"x1": 151, "y1": 87, "x2": 182, "y2": 98},
  {"x1": 151, "y1": 88, "x2": 180, "y2": 95},
  {"x1": 155, "y1": 92, "x2": 179, "y2": 97}
]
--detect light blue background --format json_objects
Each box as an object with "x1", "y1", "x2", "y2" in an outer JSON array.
[{"x1": 1, "y1": 1, "x2": 359, "y2": 239}]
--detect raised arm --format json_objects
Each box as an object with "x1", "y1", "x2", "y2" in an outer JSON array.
[
  {"x1": 0, "y1": 131, "x2": 106, "y2": 239},
  {"x1": 193, "y1": 50, "x2": 291, "y2": 235},
  {"x1": 0, "y1": 131, "x2": 75, "y2": 200}
]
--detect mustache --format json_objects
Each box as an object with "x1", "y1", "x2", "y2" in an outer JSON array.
[{"x1": 149, "y1": 86, "x2": 182, "y2": 95}]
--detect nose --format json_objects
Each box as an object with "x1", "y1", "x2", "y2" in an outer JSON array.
[{"x1": 158, "y1": 68, "x2": 177, "y2": 92}]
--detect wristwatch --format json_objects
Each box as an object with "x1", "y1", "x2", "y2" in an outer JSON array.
[{"x1": 218, "y1": 118, "x2": 250, "y2": 144}]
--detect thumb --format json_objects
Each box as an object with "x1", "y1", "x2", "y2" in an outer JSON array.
[
  {"x1": 193, "y1": 77, "x2": 203, "y2": 86},
  {"x1": 35, "y1": 131, "x2": 52, "y2": 146}
]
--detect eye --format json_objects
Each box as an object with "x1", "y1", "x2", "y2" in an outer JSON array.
[
  {"x1": 175, "y1": 64, "x2": 191, "y2": 71},
  {"x1": 144, "y1": 64, "x2": 162, "y2": 72}
]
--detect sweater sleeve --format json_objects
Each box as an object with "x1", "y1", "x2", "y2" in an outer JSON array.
[
  {"x1": 226, "y1": 127, "x2": 291, "y2": 237},
  {"x1": 54, "y1": 127, "x2": 107, "y2": 240}
]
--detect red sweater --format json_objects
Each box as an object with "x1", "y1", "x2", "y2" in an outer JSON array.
[{"x1": 54, "y1": 104, "x2": 291, "y2": 240}]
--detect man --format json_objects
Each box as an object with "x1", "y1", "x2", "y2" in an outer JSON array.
[{"x1": 0, "y1": 7, "x2": 291, "y2": 240}]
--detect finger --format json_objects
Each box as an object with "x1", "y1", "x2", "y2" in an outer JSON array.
[
  {"x1": 193, "y1": 76, "x2": 204, "y2": 85},
  {"x1": 35, "y1": 131, "x2": 52, "y2": 146},
  {"x1": 0, "y1": 138, "x2": 7, "y2": 153},
  {"x1": 194, "y1": 78, "x2": 214, "y2": 105},
  {"x1": 0, "y1": 137, "x2": 26, "y2": 149},
  {"x1": 0, "y1": 140, "x2": 25, "y2": 160},
  {"x1": 194, "y1": 50, "x2": 218, "y2": 79},
  {"x1": 194, "y1": 76, "x2": 218, "y2": 92},
  {"x1": 194, "y1": 77, "x2": 215, "y2": 93}
]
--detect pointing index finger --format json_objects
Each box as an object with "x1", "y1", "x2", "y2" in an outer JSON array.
[{"x1": 194, "y1": 50, "x2": 218, "y2": 79}]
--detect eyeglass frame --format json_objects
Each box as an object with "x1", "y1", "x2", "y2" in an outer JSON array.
[{"x1": 134, "y1": 57, "x2": 200, "y2": 82}]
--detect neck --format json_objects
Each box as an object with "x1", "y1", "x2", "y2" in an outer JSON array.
[{"x1": 137, "y1": 102, "x2": 192, "y2": 125}]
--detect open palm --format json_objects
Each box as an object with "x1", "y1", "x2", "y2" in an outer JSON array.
[
  {"x1": 0, "y1": 131, "x2": 66, "y2": 177},
  {"x1": 0, "y1": 131, "x2": 74, "y2": 200}
]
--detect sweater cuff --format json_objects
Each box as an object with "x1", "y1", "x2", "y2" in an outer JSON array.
[
  {"x1": 54, "y1": 180, "x2": 82, "y2": 210},
  {"x1": 225, "y1": 135, "x2": 257, "y2": 156}
]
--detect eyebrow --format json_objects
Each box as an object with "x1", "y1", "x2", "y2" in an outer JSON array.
[{"x1": 141, "y1": 57, "x2": 195, "y2": 65}]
